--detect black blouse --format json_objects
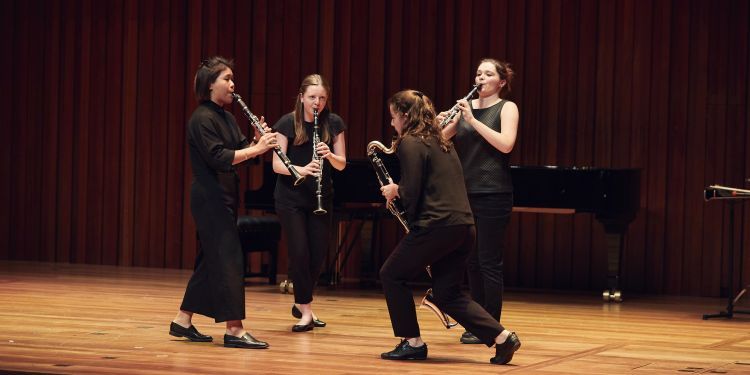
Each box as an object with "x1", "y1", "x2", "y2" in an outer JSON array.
[
  {"x1": 187, "y1": 100, "x2": 249, "y2": 178},
  {"x1": 396, "y1": 135, "x2": 474, "y2": 229},
  {"x1": 454, "y1": 100, "x2": 513, "y2": 194},
  {"x1": 272, "y1": 111, "x2": 347, "y2": 209}
]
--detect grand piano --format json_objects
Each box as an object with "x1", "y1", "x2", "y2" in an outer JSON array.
[{"x1": 245, "y1": 159, "x2": 640, "y2": 301}]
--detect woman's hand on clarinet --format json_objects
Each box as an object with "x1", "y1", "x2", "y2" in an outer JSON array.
[
  {"x1": 380, "y1": 183, "x2": 400, "y2": 204},
  {"x1": 436, "y1": 110, "x2": 458, "y2": 127},
  {"x1": 253, "y1": 116, "x2": 273, "y2": 140},
  {"x1": 255, "y1": 132, "x2": 278, "y2": 153},
  {"x1": 300, "y1": 160, "x2": 321, "y2": 177},
  {"x1": 315, "y1": 142, "x2": 332, "y2": 159},
  {"x1": 259, "y1": 116, "x2": 274, "y2": 133},
  {"x1": 456, "y1": 99, "x2": 475, "y2": 123}
]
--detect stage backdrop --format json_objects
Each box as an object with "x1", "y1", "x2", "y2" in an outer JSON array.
[{"x1": 1, "y1": 0, "x2": 748, "y2": 297}]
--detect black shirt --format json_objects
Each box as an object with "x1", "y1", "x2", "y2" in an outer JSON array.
[
  {"x1": 454, "y1": 100, "x2": 513, "y2": 194},
  {"x1": 272, "y1": 111, "x2": 347, "y2": 209},
  {"x1": 397, "y1": 135, "x2": 474, "y2": 229},
  {"x1": 187, "y1": 100, "x2": 249, "y2": 178}
]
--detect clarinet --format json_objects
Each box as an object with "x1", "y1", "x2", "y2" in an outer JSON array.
[
  {"x1": 312, "y1": 109, "x2": 327, "y2": 215},
  {"x1": 438, "y1": 84, "x2": 482, "y2": 128},
  {"x1": 232, "y1": 93, "x2": 305, "y2": 186},
  {"x1": 366, "y1": 140, "x2": 409, "y2": 233}
]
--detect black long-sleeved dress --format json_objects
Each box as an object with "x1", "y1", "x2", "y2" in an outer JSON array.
[{"x1": 180, "y1": 100, "x2": 249, "y2": 323}]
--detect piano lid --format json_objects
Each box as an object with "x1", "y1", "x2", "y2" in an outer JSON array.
[{"x1": 246, "y1": 159, "x2": 641, "y2": 229}]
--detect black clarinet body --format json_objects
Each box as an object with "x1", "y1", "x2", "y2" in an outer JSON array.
[
  {"x1": 232, "y1": 93, "x2": 305, "y2": 186},
  {"x1": 366, "y1": 140, "x2": 409, "y2": 232},
  {"x1": 438, "y1": 84, "x2": 482, "y2": 128},
  {"x1": 312, "y1": 109, "x2": 327, "y2": 215}
]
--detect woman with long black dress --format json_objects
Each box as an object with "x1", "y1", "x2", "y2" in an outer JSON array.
[{"x1": 170, "y1": 57, "x2": 277, "y2": 349}]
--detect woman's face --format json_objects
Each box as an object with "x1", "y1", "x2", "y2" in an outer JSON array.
[
  {"x1": 299, "y1": 84, "x2": 328, "y2": 119},
  {"x1": 389, "y1": 105, "x2": 406, "y2": 135},
  {"x1": 475, "y1": 61, "x2": 505, "y2": 97},
  {"x1": 209, "y1": 67, "x2": 235, "y2": 106}
]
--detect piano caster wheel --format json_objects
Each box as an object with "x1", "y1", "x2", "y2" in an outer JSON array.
[
  {"x1": 279, "y1": 280, "x2": 294, "y2": 294},
  {"x1": 602, "y1": 289, "x2": 622, "y2": 302}
]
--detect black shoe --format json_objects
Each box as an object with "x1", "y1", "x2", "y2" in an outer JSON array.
[
  {"x1": 169, "y1": 322, "x2": 213, "y2": 342},
  {"x1": 292, "y1": 304, "x2": 302, "y2": 318},
  {"x1": 292, "y1": 304, "x2": 326, "y2": 327},
  {"x1": 380, "y1": 340, "x2": 428, "y2": 360},
  {"x1": 490, "y1": 332, "x2": 521, "y2": 365},
  {"x1": 291, "y1": 321, "x2": 314, "y2": 332},
  {"x1": 223, "y1": 333, "x2": 269, "y2": 349},
  {"x1": 460, "y1": 331, "x2": 482, "y2": 344}
]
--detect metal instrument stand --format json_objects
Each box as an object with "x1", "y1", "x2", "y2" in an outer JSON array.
[{"x1": 703, "y1": 201, "x2": 750, "y2": 319}]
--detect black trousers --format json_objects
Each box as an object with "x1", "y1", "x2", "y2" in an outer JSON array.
[
  {"x1": 380, "y1": 224, "x2": 505, "y2": 346},
  {"x1": 467, "y1": 193, "x2": 512, "y2": 322},
  {"x1": 276, "y1": 203, "x2": 332, "y2": 304},
  {"x1": 181, "y1": 176, "x2": 245, "y2": 323}
]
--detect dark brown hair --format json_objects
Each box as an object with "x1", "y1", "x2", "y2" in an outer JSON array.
[
  {"x1": 388, "y1": 90, "x2": 451, "y2": 152},
  {"x1": 193, "y1": 56, "x2": 234, "y2": 102},
  {"x1": 479, "y1": 58, "x2": 514, "y2": 97}
]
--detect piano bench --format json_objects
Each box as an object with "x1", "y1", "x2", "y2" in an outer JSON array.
[{"x1": 237, "y1": 216, "x2": 280, "y2": 285}]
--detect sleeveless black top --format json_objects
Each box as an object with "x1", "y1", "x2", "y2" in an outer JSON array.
[{"x1": 454, "y1": 100, "x2": 513, "y2": 194}]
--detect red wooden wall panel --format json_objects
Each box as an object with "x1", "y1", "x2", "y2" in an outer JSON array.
[
  {"x1": 699, "y1": 0, "x2": 727, "y2": 297},
  {"x1": 164, "y1": 0, "x2": 188, "y2": 269},
  {"x1": 2, "y1": 0, "x2": 749, "y2": 297},
  {"x1": 664, "y1": 1, "x2": 690, "y2": 294},
  {"x1": 683, "y1": 0, "x2": 710, "y2": 295},
  {"x1": 40, "y1": 0, "x2": 62, "y2": 263},
  {"x1": 102, "y1": 0, "x2": 124, "y2": 266}
]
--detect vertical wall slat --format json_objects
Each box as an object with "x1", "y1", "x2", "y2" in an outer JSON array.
[
  {"x1": 663, "y1": 0, "x2": 690, "y2": 294},
  {"x1": 102, "y1": 0, "x2": 124, "y2": 266}
]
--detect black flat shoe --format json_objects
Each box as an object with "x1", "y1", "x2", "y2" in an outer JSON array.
[
  {"x1": 292, "y1": 304, "x2": 326, "y2": 327},
  {"x1": 223, "y1": 333, "x2": 269, "y2": 349},
  {"x1": 169, "y1": 322, "x2": 213, "y2": 342},
  {"x1": 490, "y1": 332, "x2": 521, "y2": 365},
  {"x1": 460, "y1": 331, "x2": 482, "y2": 344},
  {"x1": 380, "y1": 340, "x2": 427, "y2": 360},
  {"x1": 292, "y1": 304, "x2": 302, "y2": 318},
  {"x1": 291, "y1": 321, "x2": 314, "y2": 332}
]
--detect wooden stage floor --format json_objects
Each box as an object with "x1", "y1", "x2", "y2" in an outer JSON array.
[{"x1": 0, "y1": 261, "x2": 749, "y2": 374}]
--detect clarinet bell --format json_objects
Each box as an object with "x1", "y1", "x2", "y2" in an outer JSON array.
[
  {"x1": 290, "y1": 166, "x2": 305, "y2": 186},
  {"x1": 314, "y1": 195, "x2": 327, "y2": 215}
]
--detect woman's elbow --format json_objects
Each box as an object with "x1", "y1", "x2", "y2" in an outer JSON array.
[{"x1": 335, "y1": 158, "x2": 347, "y2": 171}]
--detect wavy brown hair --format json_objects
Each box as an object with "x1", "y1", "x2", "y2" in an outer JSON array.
[
  {"x1": 292, "y1": 74, "x2": 332, "y2": 145},
  {"x1": 388, "y1": 90, "x2": 451, "y2": 153}
]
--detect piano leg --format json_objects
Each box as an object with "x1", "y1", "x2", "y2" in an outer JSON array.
[
  {"x1": 319, "y1": 212, "x2": 371, "y2": 286},
  {"x1": 602, "y1": 232, "x2": 624, "y2": 302}
]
